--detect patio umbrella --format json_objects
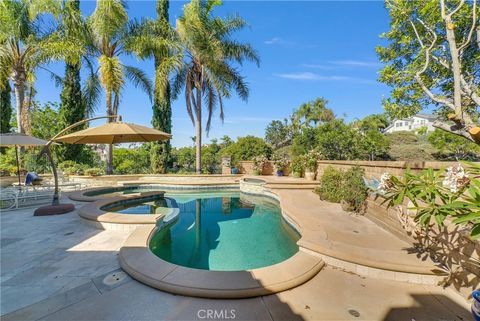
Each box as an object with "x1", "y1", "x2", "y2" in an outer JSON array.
[
  {"x1": 53, "y1": 122, "x2": 171, "y2": 144},
  {"x1": 0, "y1": 133, "x2": 48, "y2": 187}
]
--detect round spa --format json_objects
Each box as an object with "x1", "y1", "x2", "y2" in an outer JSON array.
[{"x1": 118, "y1": 190, "x2": 324, "y2": 298}]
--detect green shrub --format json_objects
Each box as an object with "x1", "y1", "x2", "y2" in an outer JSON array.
[
  {"x1": 315, "y1": 165, "x2": 368, "y2": 213},
  {"x1": 63, "y1": 164, "x2": 87, "y2": 175},
  {"x1": 315, "y1": 166, "x2": 344, "y2": 203},
  {"x1": 290, "y1": 156, "x2": 305, "y2": 177},
  {"x1": 340, "y1": 166, "x2": 368, "y2": 213},
  {"x1": 84, "y1": 168, "x2": 103, "y2": 176}
]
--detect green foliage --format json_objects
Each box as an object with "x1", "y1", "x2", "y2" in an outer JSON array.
[
  {"x1": 356, "y1": 129, "x2": 390, "y2": 161},
  {"x1": 202, "y1": 139, "x2": 221, "y2": 174},
  {"x1": 376, "y1": 0, "x2": 479, "y2": 127},
  {"x1": 173, "y1": 147, "x2": 195, "y2": 172},
  {"x1": 0, "y1": 81, "x2": 12, "y2": 134},
  {"x1": 173, "y1": 0, "x2": 259, "y2": 172},
  {"x1": 265, "y1": 120, "x2": 291, "y2": 149},
  {"x1": 304, "y1": 150, "x2": 321, "y2": 172},
  {"x1": 271, "y1": 152, "x2": 289, "y2": 172},
  {"x1": 58, "y1": 60, "x2": 89, "y2": 162},
  {"x1": 84, "y1": 167, "x2": 103, "y2": 176},
  {"x1": 315, "y1": 165, "x2": 368, "y2": 213},
  {"x1": 290, "y1": 156, "x2": 305, "y2": 177},
  {"x1": 427, "y1": 129, "x2": 480, "y2": 160},
  {"x1": 59, "y1": 161, "x2": 87, "y2": 175},
  {"x1": 252, "y1": 155, "x2": 268, "y2": 174},
  {"x1": 381, "y1": 163, "x2": 480, "y2": 240},
  {"x1": 291, "y1": 97, "x2": 335, "y2": 128},
  {"x1": 341, "y1": 166, "x2": 368, "y2": 213},
  {"x1": 113, "y1": 147, "x2": 151, "y2": 174},
  {"x1": 221, "y1": 136, "x2": 272, "y2": 166},
  {"x1": 149, "y1": 0, "x2": 173, "y2": 174},
  {"x1": 387, "y1": 131, "x2": 435, "y2": 160},
  {"x1": 352, "y1": 114, "x2": 389, "y2": 132},
  {"x1": 315, "y1": 166, "x2": 344, "y2": 203}
]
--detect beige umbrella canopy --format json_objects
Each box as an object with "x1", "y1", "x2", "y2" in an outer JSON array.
[
  {"x1": 0, "y1": 133, "x2": 49, "y2": 186},
  {"x1": 53, "y1": 122, "x2": 172, "y2": 144}
]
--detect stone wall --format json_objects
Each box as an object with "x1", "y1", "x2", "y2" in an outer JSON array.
[
  {"x1": 238, "y1": 161, "x2": 290, "y2": 176},
  {"x1": 316, "y1": 160, "x2": 460, "y2": 180},
  {"x1": 238, "y1": 160, "x2": 461, "y2": 178},
  {"x1": 367, "y1": 195, "x2": 479, "y2": 299}
]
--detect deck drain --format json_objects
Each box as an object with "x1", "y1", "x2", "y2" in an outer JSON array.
[
  {"x1": 348, "y1": 309, "x2": 360, "y2": 318},
  {"x1": 103, "y1": 271, "x2": 127, "y2": 286},
  {"x1": 64, "y1": 232, "x2": 74, "y2": 236}
]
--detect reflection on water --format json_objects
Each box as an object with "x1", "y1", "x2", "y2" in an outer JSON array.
[
  {"x1": 150, "y1": 193, "x2": 299, "y2": 271},
  {"x1": 107, "y1": 198, "x2": 168, "y2": 214}
]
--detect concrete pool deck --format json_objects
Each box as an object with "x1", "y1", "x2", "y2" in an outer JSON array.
[{"x1": 0, "y1": 196, "x2": 471, "y2": 320}]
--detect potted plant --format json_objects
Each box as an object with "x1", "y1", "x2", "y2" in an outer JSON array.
[
  {"x1": 304, "y1": 150, "x2": 321, "y2": 181},
  {"x1": 272, "y1": 153, "x2": 289, "y2": 176},
  {"x1": 290, "y1": 156, "x2": 305, "y2": 178},
  {"x1": 252, "y1": 155, "x2": 268, "y2": 175}
]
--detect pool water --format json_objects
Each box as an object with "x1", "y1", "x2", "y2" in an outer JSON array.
[{"x1": 148, "y1": 192, "x2": 300, "y2": 271}]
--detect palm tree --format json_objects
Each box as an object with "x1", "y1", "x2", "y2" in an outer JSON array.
[
  {"x1": 0, "y1": 0, "x2": 84, "y2": 134},
  {"x1": 88, "y1": 0, "x2": 153, "y2": 174},
  {"x1": 173, "y1": 0, "x2": 259, "y2": 174},
  {"x1": 126, "y1": 0, "x2": 183, "y2": 173}
]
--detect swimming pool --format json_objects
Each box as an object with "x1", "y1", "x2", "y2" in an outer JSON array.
[{"x1": 114, "y1": 191, "x2": 300, "y2": 271}]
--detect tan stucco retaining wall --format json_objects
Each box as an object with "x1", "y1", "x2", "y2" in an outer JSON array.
[{"x1": 237, "y1": 160, "x2": 466, "y2": 178}]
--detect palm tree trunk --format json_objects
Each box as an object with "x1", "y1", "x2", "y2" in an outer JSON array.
[
  {"x1": 195, "y1": 87, "x2": 202, "y2": 174},
  {"x1": 105, "y1": 91, "x2": 113, "y2": 175},
  {"x1": 13, "y1": 80, "x2": 25, "y2": 134}
]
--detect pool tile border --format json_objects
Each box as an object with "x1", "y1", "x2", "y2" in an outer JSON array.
[{"x1": 119, "y1": 226, "x2": 325, "y2": 298}]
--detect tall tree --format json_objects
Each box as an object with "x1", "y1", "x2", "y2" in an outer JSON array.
[
  {"x1": 150, "y1": 0, "x2": 173, "y2": 173},
  {"x1": 89, "y1": 0, "x2": 153, "y2": 174},
  {"x1": 292, "y1": 97, "x2": 335, "y2": 128},
  {"x1": 0, "y1": 0, "x2": 83, "y2": 134},
  {"x1": 127, "y1": 0, "x2": 179, "y2": 173},
  {"x1": 0, "y1": 81, "x2": 12, "y2": 134},
  {"x1": 377, "y1": 0, "x2": 479, "y2": 142},
  {"x1": 58, "y1": 0, "x2": 87, "y2": 162},
  {"x1": 173, "y1": 0, "x2": 259, "y2": 174}
]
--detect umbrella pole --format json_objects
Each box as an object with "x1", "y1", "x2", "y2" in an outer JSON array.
[
  {"x1": 15, "y1": 146, "x2": 21, "y2": 189},
  {"x1": 44, "y1": 147, "x2": 59, "y2": 206}
]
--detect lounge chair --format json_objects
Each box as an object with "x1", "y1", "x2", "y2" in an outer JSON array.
[{"x1": 0, "y1": 186, "x2": 59, "y2": 210}]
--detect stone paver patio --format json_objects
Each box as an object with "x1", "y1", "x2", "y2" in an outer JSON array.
[{"x1": 0, "y1": 194, "x2": 471, "y2": 321}]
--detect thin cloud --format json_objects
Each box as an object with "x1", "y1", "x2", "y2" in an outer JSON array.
[
  {"x1": 300, "y1": 63, "x2": 336, "y2": 70},
  {"x1": 274, "y1": 72, "x2": 375, "y2": 84},
  {"x1": 264, "y1": 37, "x2": 295, "y2": 46},
  {"x1": 329, "y1": 60, "x2": 382, "y2": 67}
]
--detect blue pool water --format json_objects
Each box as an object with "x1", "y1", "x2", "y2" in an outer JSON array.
[{"x1": 146, "y1": 192, "x2": 300, "y2": 271}]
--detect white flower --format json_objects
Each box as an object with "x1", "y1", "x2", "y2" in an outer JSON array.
[
  {"x1": 442, "y1": 164, "x2": 469, "y2": 193},
  {"x1": 378, "y1": 172, "x2": 394, "y2": 194}
]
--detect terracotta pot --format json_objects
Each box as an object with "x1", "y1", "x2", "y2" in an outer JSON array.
[{"x1": 305, "y1": 171, "x2": 316, "y2": 181}]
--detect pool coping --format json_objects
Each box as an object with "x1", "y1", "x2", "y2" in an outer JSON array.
[
  {"x1": 75, "y1": 178, "x2": 448, "y2": 289},
  {"x1": 77, "y1": 191, "x2": 179, "y2": 231},
  {"x1": 68, "y1": 184, "x2": 240, "y2": 203},
  {"x1": 119, "y1": 226, "x2": 325, "y2": 299}
]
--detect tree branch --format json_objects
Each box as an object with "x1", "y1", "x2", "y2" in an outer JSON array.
[
  {"x1": 458, "y1": 0, "x2": 477, "y2": 52},
  {"x1": 433, "y1": 120, "x2": 475, "y2": 142},
  {"x1": 415, "y1": 75, "x2": 456, "y2": 109},
  {"x1": 460, "y1": 76, "x2": 480, "y2": 106}
]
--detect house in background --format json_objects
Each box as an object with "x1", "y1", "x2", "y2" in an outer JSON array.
[{"x1": 384, "y1": 114, "x2": 436, "y2": 134}]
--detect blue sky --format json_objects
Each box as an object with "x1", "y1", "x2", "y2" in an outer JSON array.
[{"x1": 34, "y1": 0, "x2": 391, "y2": 147}]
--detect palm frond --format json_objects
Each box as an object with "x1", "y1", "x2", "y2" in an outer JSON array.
[
  {"x1": 82, "y1": 73, "x2": 101, "y2": 117},
  {"x1": 124, "y1": 65, "x2": 153, "y2": 101}
]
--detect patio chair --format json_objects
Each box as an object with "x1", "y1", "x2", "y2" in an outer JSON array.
[
  {"x1": 0, "y1": 185, "x2": 59, "y2": 210},
  {"x1": 44, "y1": 171, "x2": 84, "y2": 191}
]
